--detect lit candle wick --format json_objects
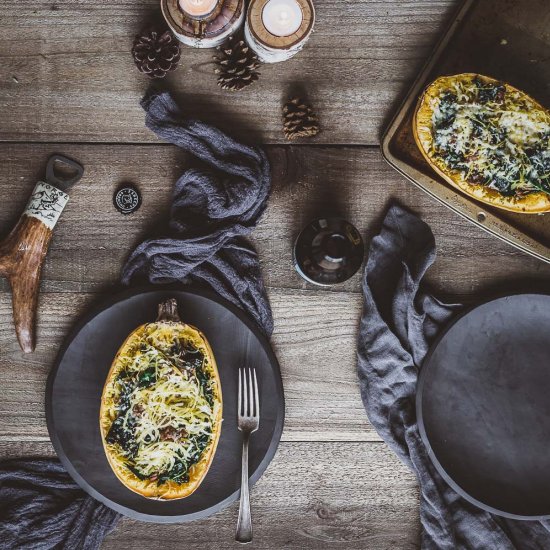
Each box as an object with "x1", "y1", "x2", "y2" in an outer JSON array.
[
  {"x1": 262, "y1": 0, "x2": 303, "y2": 37},
  {"x1": 179, "y1": 0, "x2": 219, "y2": 17}
]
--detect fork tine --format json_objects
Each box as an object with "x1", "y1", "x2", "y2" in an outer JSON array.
[
  {"x1": 248, "y1": 368, "x2": 254, "y2": 418},
  {"x1": 242, "y1": 368, "x2": 248, "y2": 417},
  {"x1": 253, "y1": 369, "x2": 259, "y2": 419},
  {"x1": 238, "y1": 368, "x2": 242, "y2": 417}
]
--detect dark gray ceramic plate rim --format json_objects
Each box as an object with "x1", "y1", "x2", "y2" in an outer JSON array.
[
  {"x1": 417, "y1": 293, "x2": 550, "y2": 521},
  {"x1": 46, "y1": 286, "x2": 285, "y2": 523}
]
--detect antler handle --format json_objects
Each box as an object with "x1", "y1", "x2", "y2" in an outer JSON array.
[
  {"x1": 0, "y1": 216, "x2": 53, "y2": 352},
  {"x1": 0, "y1": 181, "x2": 70, "y2": 353}
]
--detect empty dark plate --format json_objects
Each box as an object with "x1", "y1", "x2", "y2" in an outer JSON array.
[
  {"x1": 417, "y1": 294, "x2": 550, "y2": 519},
  {"x1": 46, "y1": 288, "x2": 285, "y2": 522}
]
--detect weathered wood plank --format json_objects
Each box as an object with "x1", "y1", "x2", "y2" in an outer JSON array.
[
  {"x1": 0, "y1": 440, "x2": 420, "y2": 549},
  {"x1": 1, "y1": 144, "x2": 549, "y2": 299},
  {"x1": 0, "y1": 0, "x2": 457, "y2": 144}
]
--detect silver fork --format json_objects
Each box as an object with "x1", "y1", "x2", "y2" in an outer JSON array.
[{"x1": 236, "y1": 368, "x2": 260, "y2": 544}]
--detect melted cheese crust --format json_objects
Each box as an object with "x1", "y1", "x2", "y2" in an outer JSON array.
[{"x1": 414, "y1": 74, "x2": 550, "y2": 213}]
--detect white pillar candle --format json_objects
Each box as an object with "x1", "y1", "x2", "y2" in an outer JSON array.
[
  {"x1": 245, "y1": 0, "x2": 314, "y2": 63},
  {"x1": 262, "y1": 0, "x2": 303, "y2": 37},
  {"x1": 163, "y1": 0, "x2": 245, "y2": 48},
  {"x1": 178, "y1": 0, "x2": 219, "y2": 17}
]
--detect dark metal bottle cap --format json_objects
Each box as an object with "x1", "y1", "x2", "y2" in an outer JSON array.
[
  {"x1": 293, "y1": 218, "x2": 364, "y2": 286},
  {"x1": 114, "y1": 185, "x2": 142, "y2": 215}
]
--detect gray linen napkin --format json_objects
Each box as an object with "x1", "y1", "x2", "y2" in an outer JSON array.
[
  {"x1": 358, "y1": 203, "x2": 550, "y2": 549},
  {"x1": 122, "y1": 90, "x2": 273, "y2": 336},
  {"x1": 0, "y1": 91, "x2": 273, "y2": 549},
  {"x1": 0, "y1": 459, "x2": 119, "y2": 549}
]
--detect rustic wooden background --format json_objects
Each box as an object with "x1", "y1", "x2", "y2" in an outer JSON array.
[{"x1": 2, "y1": 1, "x2": 550, "y2": 548}]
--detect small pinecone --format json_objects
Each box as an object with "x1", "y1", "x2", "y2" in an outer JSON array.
[
  {"x1": 283, "y1": 97, "x2": 320, "y2": 140},
  {"x1": 132, "y1": 29, "x2": 181, "y2": 79},
  {"x1": 214, "y1": 36, "x2": 260, "y2": 91}
]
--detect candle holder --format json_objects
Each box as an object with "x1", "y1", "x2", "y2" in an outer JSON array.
[
  {"x1": 245, "y1": 0, "x2": 315, "y2": 63},
  {"x1": 161, "y1": 0, "x2": 245, "y2": 48}
]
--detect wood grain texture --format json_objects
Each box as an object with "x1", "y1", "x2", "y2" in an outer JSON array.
[
  {"x1": 0, "y1": 440, "x2": 420, "y2": 549},
  {"x1": 0, "y1": 0, "x2": 458, "y2": 144},
  {"x1": 1, "y1": 144, "x2": 549, "y2": 299}
]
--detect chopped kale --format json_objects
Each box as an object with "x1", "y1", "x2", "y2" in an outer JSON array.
[
  {"x1": 158, "y1": 460, "x2": 190, "y2": 485},
  {"x1": 156, "y1": 434, "x2": 212, "y2": 485},
  {"x1": 195, "y1": 365, "x2": 214, "y2": 407},
  {"x1": 474, "y1": 77, "x2": 505, "y2": 104},
  {"x1": 491, "y1": 175, "x2": 515, "y2": 196},
  {"x1": 436, "y1": 92, "x2": 457, "y2": 127},
  {"x1": 471, "y1": 117, "x2": 485, "y2": 138},
  {"x1": 106, "y1": 376, "x2": 139, "y2": 456},
  {"x1": 127, "y1": 464, "x2": 149, "y2": 480},
  {"x1": 188, "y1": 433, "x2": 211, "y2": 463},
  {"x1": 489, "y1": 125, "x2": 507, "y2": 145},
  {"x1": 529, "y1": 148, "x2": 550, "y2": 175},
  {"x1": 138, "y1": 367, "x2": 157, "y2": 388},
  {"x1": 442, "y1": 151, "x2": 468, "y2": 172}
]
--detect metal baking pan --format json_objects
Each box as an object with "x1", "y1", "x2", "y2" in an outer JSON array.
[{"x1": 382, "y1": 0, "x2": 550, "y2": 263}]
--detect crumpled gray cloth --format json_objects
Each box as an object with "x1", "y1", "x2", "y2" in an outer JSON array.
[
  {"x1": 357, "y1": 204, "x2": 550, "y2": 549},
  {"x1": 0, "y1": 459, "x2": 119, "y2": 549},
  {"x1": 121, "y1": 90, "x2": 273, "y2": 336}
]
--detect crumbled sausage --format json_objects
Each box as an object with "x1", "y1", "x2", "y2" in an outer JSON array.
[{"x1": 159, "y1": 426, "x2": 187, "y2": 442}]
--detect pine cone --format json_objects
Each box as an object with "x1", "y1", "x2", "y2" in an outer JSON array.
[
  {"x1": 283, "y1": 97, "x2": 320, "y2": 140},
  {"x1": 214, "y1": 36, "x2": 260, "y2": 92},
  {"x1": 132, "y1": 29, "x2": 181, "y2": 79}
]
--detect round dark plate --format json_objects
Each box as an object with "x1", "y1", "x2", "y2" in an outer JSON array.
[
  {"x1": 417, "y1": 294, "x2": 550, "y2": 519},
  {"x1": 46, "y1": 288, "x2": 285, "y2": 523}
]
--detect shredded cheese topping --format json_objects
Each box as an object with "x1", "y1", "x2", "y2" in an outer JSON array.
[{"x1": 429, "y1": 76, "x2": 550, "y2": 197}]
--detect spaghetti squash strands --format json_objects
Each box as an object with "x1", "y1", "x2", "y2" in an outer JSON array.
[{"x1": 99, "y1": 299, "x2": 222, "y2": 500}]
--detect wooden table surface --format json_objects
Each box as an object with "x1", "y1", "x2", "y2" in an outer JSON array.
[{"x1": 2, "y1": 1, "x2": 550, "y2": 548}]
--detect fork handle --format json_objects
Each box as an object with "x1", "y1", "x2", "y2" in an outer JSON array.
[{"x1": 236, "y1": 433, "x2": 252, "y2": 543}]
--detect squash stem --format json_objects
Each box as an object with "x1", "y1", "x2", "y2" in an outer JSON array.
[{"x1": 157, "y1": 298, "x2": 182, "y2": 323}]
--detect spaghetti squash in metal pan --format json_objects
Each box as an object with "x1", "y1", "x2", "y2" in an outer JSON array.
[{"x1": 414, "y1": 73, "x2": 550, "y2": 213}]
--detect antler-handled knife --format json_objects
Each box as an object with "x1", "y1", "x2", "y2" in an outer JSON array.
[{"x1": 0, "y1": 154, "x2": 84, "y2": 352}]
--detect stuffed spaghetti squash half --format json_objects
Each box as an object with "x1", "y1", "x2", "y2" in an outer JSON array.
[
  {"x1": 100, "y1": 299, "x2": 222, "y2": 500},
  {"x1": 414, "y1": 73, "x2": 550, "y2": 213}
]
